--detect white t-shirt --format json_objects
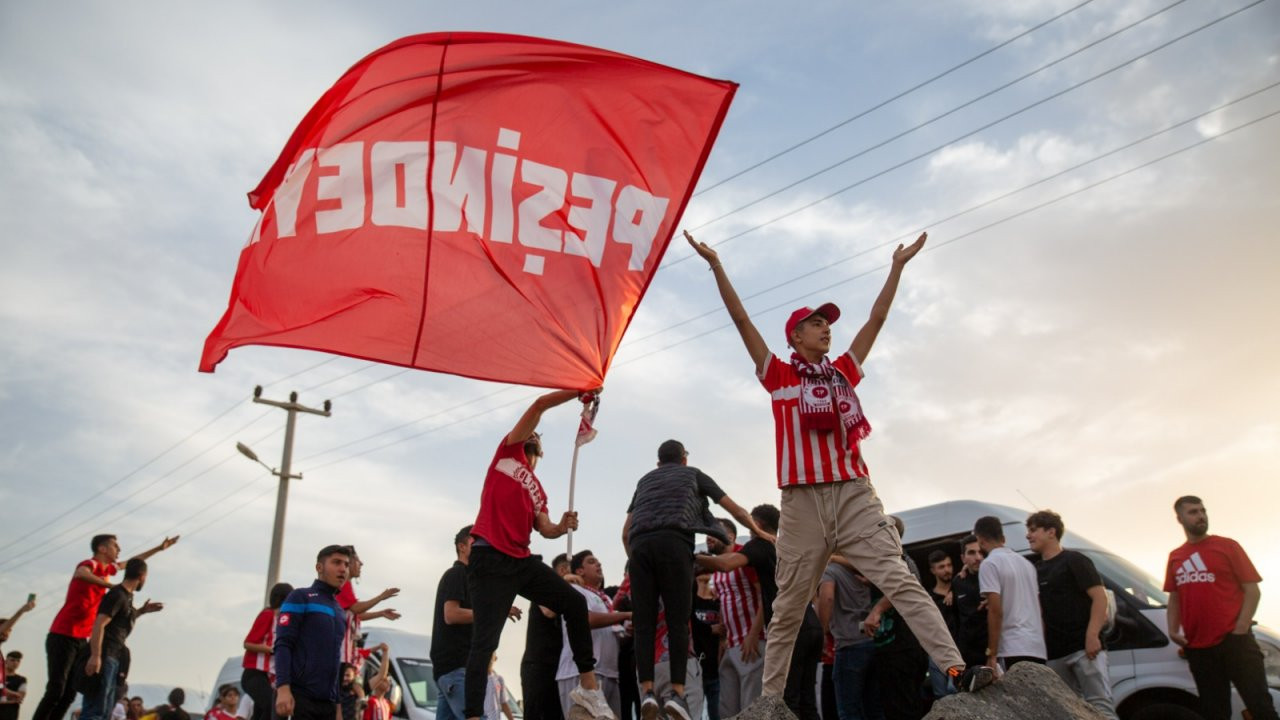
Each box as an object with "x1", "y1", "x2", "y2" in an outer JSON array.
[
  {"x1": 555, "y1": 585, "x2": 620, "y2": 680},
  {"x1": 235, "y1": 694, "x2": 254, "y2": 720},
  {"x1": 111, "y1": 701, "x2": 127, "y2": 720},
  {"x1": 978, "y1": 546, "x2": 1047, "y2": 660}
]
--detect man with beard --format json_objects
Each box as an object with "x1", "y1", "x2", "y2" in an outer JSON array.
[
  {"x1": 80, "y1": 559, "x2": 163, "y2": 720},
  {"x1": 1164, "y1": 496, "x2": 1275, "y2": 720},
  {"x1": 927, "y1": 550, "x2": 959, "y2": 699},
  {"x1": 951, "y1": 536, "x2": 988, "y2": 669}
]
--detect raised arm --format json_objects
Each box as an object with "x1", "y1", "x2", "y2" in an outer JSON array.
[
  {"x1": 847, "y1": 232, "x2": 926, "y2": 366},
  {"x1": 73, "y1": 565, "x2": 115, "y2": 588},
  {"x1": 506, "y1": 390, "x2": 580, "y2": 446},
  {"x1": 372, "y1": 643, "x2": 391, "y2": 687},
  {"x1": 0, "y1": 598, "x2": 35, "y2": 637},
  {"x1": 718, "y1": 496, "x2": 775, "y2": 544},
  {"x1": 350, "y1": 588, "x2": 399, "y2": 616},
  {"x1": 129, "y1": 535, "x2": 180, "y2": 563},
  {"x1": 694, "y1": 551, "x2": 748, "y2": 574},
  {"x1": 685, "y1": 231, "x2": 769, "y2": 371}
]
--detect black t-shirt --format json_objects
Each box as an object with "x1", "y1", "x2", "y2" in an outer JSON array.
[
  {"x1": 159, "y1": 707, "x2": 190, "y2": 720},
  {"x1": 1036, "y1": 549, "x2": 1104, "y2": 659},
  {"x1": 97, "y1": 585, "x2": 137, "y2": 659},
  {"x1": 0, "y1": 672, "x2": 27, "y2": 720},
  {"x1": 952, "y1": 570, "x2": 987, "y2": 659},
  {"x1": 521, "y1": 599, "x2": 564, "y2": 670},
  {"x1": 691, "y1": 592, "x2": 720, "y2": 680},
  {"x1": 740, "y1": 537, "x2": 777, "y2": 627},
  {"x1": 430, "y1": 562, "x2": 471, "y2": 678},
  {"x1": 869, "y1": 553, "x2": 923, "y2": 653},
  {"x1": 929, "y1": 587, "x2": 959, "y2": 639}
]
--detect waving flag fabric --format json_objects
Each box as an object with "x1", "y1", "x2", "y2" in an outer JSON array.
[{"x1": 199, "y1": 32, "x2": 736, "y2": 388}]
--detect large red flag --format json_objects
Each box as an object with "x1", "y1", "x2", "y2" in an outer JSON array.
[{"x1": 200, "y1": 32, "x2": 736, "y2": 388}]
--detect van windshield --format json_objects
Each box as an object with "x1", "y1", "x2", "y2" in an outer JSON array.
[
  {"x1": 1078, "y1": 550, "x2": 1168, "y2": 609},
  {"x1": 395, "y1": 658, "x2": 438, "y2": 707}
]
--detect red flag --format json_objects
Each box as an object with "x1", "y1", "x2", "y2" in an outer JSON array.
[{"x1": 200, "y1": 32, "x2": 736, "y2": 389}]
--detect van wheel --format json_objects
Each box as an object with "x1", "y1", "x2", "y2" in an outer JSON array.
[{"x1": 1127, "y1": 702, "x2": 1203, "y2": 720}]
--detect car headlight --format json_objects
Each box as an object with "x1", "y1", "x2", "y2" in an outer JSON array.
[{"x1": 1261, "y1": 638, "x2": 1280, "y2": 688}]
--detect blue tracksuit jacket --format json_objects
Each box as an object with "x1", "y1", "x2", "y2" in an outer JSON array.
[{"x1": 273, "y1": 579, "x2": 347, "y2": 703}]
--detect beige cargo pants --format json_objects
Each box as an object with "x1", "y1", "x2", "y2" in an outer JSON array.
[{"x1": 761, "y1": 478, "x2": 965, "y2": 695}]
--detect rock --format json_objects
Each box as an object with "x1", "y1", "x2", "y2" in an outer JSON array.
[
  {"x1": 565, "y1": 704, "x2": 594, "y2": 720},
  {"x1": 924, "y1": 662, "x2": 1107, "y2": 720},
  {"x1": 726, "y1": 694, "x2": 797, "y2": 720}
]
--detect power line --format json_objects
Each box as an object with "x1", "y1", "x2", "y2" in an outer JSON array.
[
  {"x1": 622, "y1": 81, "x2": 1280, "y2": 347},
  {"x1": 667, "y1": 0, "x2": 1260, "y2": 267},
  {"x1": 695, "y1": 0, "x2": 1100, "y2": 195}
]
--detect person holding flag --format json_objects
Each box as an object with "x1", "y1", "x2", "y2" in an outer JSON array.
[
  {"x1": 684, "y1": 230, "x2": 995, "y2": 700},
  {"x1": 465, "y1": 390, "x2": 615, "y2": 720}
]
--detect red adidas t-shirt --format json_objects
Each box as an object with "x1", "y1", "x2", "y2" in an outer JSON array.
[
  {"x1": 471, "y1": 439, "x2": 548, "y2": 559},
  {"x1": 49, "y1": 559, "x2": 118, "y2": 638},
  {"x1": 759, "y1": 352, "x2": 868, "y2": 487},
  {"x1": 1163, "y1": 535, "x2": 1262, "y2": 648}
]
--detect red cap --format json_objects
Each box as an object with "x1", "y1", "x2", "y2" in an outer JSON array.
[{"x1": 785, "y1": 303, "x2": 840, "y2": 346}]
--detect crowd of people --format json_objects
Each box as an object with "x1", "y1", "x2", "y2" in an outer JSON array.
[{"x1": 2, "y1": 235, "x2": 1274, "y2": 720}]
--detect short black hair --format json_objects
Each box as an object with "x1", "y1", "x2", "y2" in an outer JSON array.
[
  {"x1": 570, "y1": 549, "x2": 593, "y2": 573},
  {"x1": 750, "y1": 504, "x2": 780, "y2": 534},
  {"x1": 5, "y1": 650, "x2": 21, "y2": 660},
  {"x1": 268, "y1": 582, "x2": 294, "y2": 610},
  {"x1": 91, "y1": 534, "x2": 116, "y2": 554},
  {"x1": 973, "y1": 516, "x2": 1004, "y2": 542},
  {"x1": 657, "y1": 439, "x2": 687, "y2": 464},
  {"x1": 168, "y1": 688, "x2": 185, "y2": 707},
  {"x1": 218, "y1": 684, "x2": 238, "y2": 699},
  {"x1": 551, "y1": 553, "x2": 569, "y2": 570},
  {"x1": 927, "y1": 549, "x2": 949, "y2": 566},
  {"x1": 124, "y1": 558, "x2": 147, "y2": 580},
  {"x1": 1174, "y1": 495, "x2": 1203, "y2": 513},
  {"x1": 960, "y1": 534, "x2": 979, "y2": 550},
  {"x1": 317, "y1": 544, "x2": 351, "y2": 563},
  {"x1": 454, "y1": 525, "x2": 474, "y2": 549},
  {"x1": 717, "y1": 516, "x2": 737, "y2": 539},
  {"x1": 1026, "y1": 510, "x2": 1065, "y2": 540}
]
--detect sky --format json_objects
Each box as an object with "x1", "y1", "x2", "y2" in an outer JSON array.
[{"x1": 1, "y1": 0, "x2": 1278, "y2": 711}]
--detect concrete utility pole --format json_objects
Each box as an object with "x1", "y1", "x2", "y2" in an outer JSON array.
[{"x1": 236, "y1": 385, "x2": 331, "y2": 605}]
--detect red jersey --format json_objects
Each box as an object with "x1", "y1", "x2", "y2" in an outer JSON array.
[
  {"x1": 49, "y1": 559, "x2": 118, "y2": 638},
  {"x1": 1164, "y1": 535, "x2": 1262, "y2": 648},
  {"x1": 471, "y1": 439, "x2": 548, "y2": 558},
  {"x1": 205, "y1": 708, "x2": 238, "y2": 720},
  {"x1": 759, "y1": 352, "x2": 868, "y2": 487},
  {"x1": 363, "y1": 696, "x2": 390, "y2": 720},
  {"x1": 336, "y1": 582, "x2": 364, "y2": 670},
  {"x1": 242, "y1": 608, "x2": 275, "y2": 672},
  {"x1": 712, "y1": 545, "x2": 762, "y2": 649}
]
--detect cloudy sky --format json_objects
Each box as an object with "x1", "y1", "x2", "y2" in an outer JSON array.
[{"x1": 2, "y1": 0, "x2": 1277, "y2": 709}]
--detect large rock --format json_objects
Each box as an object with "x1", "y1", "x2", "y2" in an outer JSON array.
[
  {"x1": 726, "y1": 694, "x2": 797, "y2": 720},
  {"x1": 924, "y1": 662, "x2": 1107, "y2": 720}
]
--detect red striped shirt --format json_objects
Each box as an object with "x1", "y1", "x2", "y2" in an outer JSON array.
[
  {"x1": 759, "y1": 352, "x2": 868, "y2": 487},
  {"x1": 337, "y1": 582, "x2": 364, "y2": 670},
  {"x1": 712, "y1": 546, "x2": 761, "y2": 649},
  {"x1": 242, "y1": 608, "x2": 275, "y2": 673}
]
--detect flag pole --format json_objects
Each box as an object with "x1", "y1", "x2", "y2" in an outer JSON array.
[
  {"x1": 567, "y1": 440, "x2": 581, "y2": 557},
  {"x1": 567, "y1": 391, "x2": 600, "y2": 557}
]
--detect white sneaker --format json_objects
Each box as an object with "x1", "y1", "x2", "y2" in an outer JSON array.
[{"x1": 569, "y1": 685, "x2": 616, "y2": 720}]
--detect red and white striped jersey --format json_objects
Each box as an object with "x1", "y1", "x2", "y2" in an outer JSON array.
[
  {"x1": 337, "y1": 582, "x2": 364, "y2": 670},
  {"x1": 241, "y1": 608, "x2": 275, "y2": 674},
  {"x1": 363, "y1": 696, "x2": 390, "y2": 720},
  {"x1": 712, "y1": 547, "x2": 762, "y2": 649},
  {"x1": 758, "y1": 352, "x2": 868, "y2": 487}
]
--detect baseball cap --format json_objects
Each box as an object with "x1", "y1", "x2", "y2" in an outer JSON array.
[{"x1": 785, "y1": 303, "x2": 840, "y2": 346}]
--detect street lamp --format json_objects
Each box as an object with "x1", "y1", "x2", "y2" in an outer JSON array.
[{"x1": 236, "y1": 387, "x2": 331, "y2": 604}]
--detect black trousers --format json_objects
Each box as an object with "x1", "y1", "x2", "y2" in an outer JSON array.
[
  {"x1": 628, "y1": 533, "x2": 694, "y2": 686},
  {"x1": 241, "y1": 669, "x2": 274, "y2": 720},
  {"x1": 820, "y1": 663, "x2": 837, "y2": 720},
  {"x1": 289, "y1": 692, "x2": 336, "y2": 720},
  {"x1": 1002, "y1": 656, "x2": 1045, "y2": 669},
  {"x1": 32, "y1": 633, "x2": 87, "y2": 720},
  {"x1": 520, "y1": 662, "x2": 563, "y2": 720},
  {"x1": 465, "y1": 546, "x2": 593, "y2": 719},
  {"x1": 1185, "y1": 633, "x2": 1279, "y2": 720},
  {"x1": 783, "y1": 612, "x2": 823, "y2": 720},
  {"x1": 877, "y1": 646, "x2": 927, "y2": 720}
]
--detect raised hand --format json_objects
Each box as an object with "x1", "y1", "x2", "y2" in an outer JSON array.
[
  {"x1": 559, "y1": 511, "x2": 580, "y2": 533},
  {"x1": 892, "y1": 232, "x2": 927, "y2": 266},
  {"x1": 684, "y1": 230, "x2": 720, "y2": 267},
  {"x1": 161, "y1": 535, "x2": 180, "y2": 550}
]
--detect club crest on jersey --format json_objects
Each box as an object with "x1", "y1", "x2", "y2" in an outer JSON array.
[{"x1": 279, "y1": 614, "x2": 292, "y2": 626}]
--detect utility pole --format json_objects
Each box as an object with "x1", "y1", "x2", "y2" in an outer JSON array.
[{"x1": 237, "y1": 385, "x2": 331, "y2": 605}]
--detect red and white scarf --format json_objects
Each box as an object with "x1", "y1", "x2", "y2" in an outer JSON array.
[{"x1": 790, "y1": 352, "x2": 871, "y2": 440}]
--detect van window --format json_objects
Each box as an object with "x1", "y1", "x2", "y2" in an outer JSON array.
[
  {"x1": 395, "y1": 658, "x2": 439, "y2": 708},
  {"x1": 1077, "y1": 550, "x2": 1167, "y2": 608}
]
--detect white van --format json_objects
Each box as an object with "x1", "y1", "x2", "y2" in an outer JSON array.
[{"x1": 895, "y1": 500, "x2": 1280, "y2": 720}]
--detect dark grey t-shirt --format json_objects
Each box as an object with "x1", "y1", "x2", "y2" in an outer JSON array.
[{"x1": 821, "y1": 563, "x2": 874, "y2": 649}]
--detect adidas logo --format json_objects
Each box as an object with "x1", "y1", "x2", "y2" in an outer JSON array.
[{"x1": 1174, "y1": 552, "x2": 1216, "y2": 585}]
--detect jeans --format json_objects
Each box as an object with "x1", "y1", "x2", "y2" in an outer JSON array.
[
  {"x1": 79, "y1": 655, "x2": 121, "y2": 720},
  {"x1": 465, "y1": 547, "x2": 594, "y2": 719},
  {"x1": 1184, "y1": 632, "x2": 1279, "y2": 720},
  {"x1": 32, "y1": 633, "x2": 88, "y2": 720},
  {"x1": 833, "y1": 643, "x2": 880, "y2": 720},
  {"x1": 629, "y1": 533, "x2": 694, "y2": 686},
  {"x1": 1046, "y1": 650, "x2": 1118, "y2": 720},
  {"x1": 926, "y1": 658, "x2": 955, "y2": 699},
  {"x1": 435, "y1": 667, "x2": 466, "y2": 720},
  {"x1": 702, "y1": 672, "x2": 721, "y2": 720}
]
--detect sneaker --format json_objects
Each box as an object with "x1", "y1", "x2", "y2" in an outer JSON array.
[
  {"x1": 662, "y1": 692, "x2": 692, "y2": 720},
  {"x1": 951, "y1": 664, "x2": 995, "y2": 693},
  {"x1": 639, "y1": 691, "x2": 660, "y2": 720},
  {"x1": 569, "y1": 685, "x2": 617, "y2": 719}
]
